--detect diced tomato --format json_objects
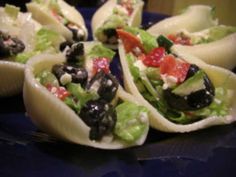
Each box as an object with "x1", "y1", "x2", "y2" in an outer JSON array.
[
  {"x1": 142, "y1": 47, "x2": 166, "y2": 67},
  {"x1": 160, "y1": 55, "x2": 190, "y2": 83},
  {"x1": 46, "y1": 84, "x2": 70, "y2": 100},
  {"x1": 93, "y1": 57, "x2": 110, "y2": 75},
  {"x1": 116, "y1": 29, "x2": 145, "y2": 56},
  {"x1": 167, "y1": 34, "x2": 192, "y2": 46}
]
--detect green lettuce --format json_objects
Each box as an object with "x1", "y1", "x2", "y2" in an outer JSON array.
[
  {"x1": 124, "y1": 27, "x2": 158, "y2": 53},
  {"x1": 189, "y1": 25, "x2": 236, "y2": 44},
  {"x1": 114, "y1": 101, "x2": 148, "y2": 143},
  {"x1": 66, "y1": 83, "x2": 99, "y2": 112},
  {"x1": 88, "y1": 44, "x2": 116, "y2": 60}
]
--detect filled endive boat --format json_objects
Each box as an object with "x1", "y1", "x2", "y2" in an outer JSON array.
[
  {"x1": 0, "y1": 4, "x2": 64, "y2": 97},
  {"x1": 147, "y1": 5, "x2": 218, "y2": 36},
  {"x1": 26, "y1": 0, "x2": 88, "y2": 42},
  {"x1": 91, "y1": 0, "x2": 144, "y2": 48},
  {"x1": 23, "y1": 42, "x2": 149, "y2": 149},
  {"x1": 117, "y1": 27, "x2": 236, "y2": 132}
]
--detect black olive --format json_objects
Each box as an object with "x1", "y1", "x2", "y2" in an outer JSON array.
[
  {"x1": 103, "y1": 28, "x2": 117, "y2": 39},
  {"x1": 59, "y1": 40, "x2": 73, "y2": 52},
  {"x1": 65, "y1": 42, "x2": 84, "y2": 63},
  {"x1": 86, "y1": 71, "x2": 119, "y2": 102},
  {"x1": 103, "y1": 28, "x2": 118, "y2": 44},
  {"x1": 163, "y1": 67, "x2": 215, "y2": 111},
  {"x1": 185, "y1": 64, "x2": 200, "y2": 79},
  {"x1": 0, "y1": 31, "x2": 25, "y2": 58},
  {"x1": 79, "y1": 100, "x2": 117, "y2": 140},
  {"x1": 52, "y1": 64, "x2": 88, "y2": 86}
]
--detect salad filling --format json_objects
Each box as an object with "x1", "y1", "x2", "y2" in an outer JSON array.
[
  {"x1": 0, "y1": 4, "x2": 64, "y2": 63},
  {"x1": 167, "y1": 26, "x2": 236, "y2": 46},
  {"x1": 36, "y1": 42, "x2": 148, "y2": 143},
  {"x1": 117, "y1": 27, "x2": 232, "y2": 124},
  {"x1": 95, "y1": 0, "x2": 142, "y2": 45}
]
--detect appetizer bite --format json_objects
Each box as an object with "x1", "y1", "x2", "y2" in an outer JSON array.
[
  {"x1": 23, "y1": 42, "x2": 149, "y2": 149},
  {"x1": 26, "y1": 0, "x2": 88, "y2": 42},
  {"x1": 0, "y1": 4, "x2": 64, "y2": 96},
  {"x1": 147, "y1": 5, "x2": 236, "y2": 70},
  {"x1": 117, "y1": 27, "x2": 236, "y2": 132},
  {"x1": 147, "y1": 5, "x2": 218, "y2": 36},
  {"x1": 91, "y1": 0, "x2": 144, "y2": 48}
]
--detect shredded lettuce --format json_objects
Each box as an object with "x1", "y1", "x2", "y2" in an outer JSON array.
[
  {"x1": 16, "y1": 28, "x2": 62, "y2": 64},
  {"x1": 15, "y1": 51, "x2": 40, "y2": 64},
  {"x1": 88, "y1": 44, "x2": 116, "y2": 60},
  {"x1": 114, "y1": 101, "x2": 148, "y2": 143},
  {"x1": 35, "y1": 28, "x2": 61, "y2": 51},
  {"x1": 66, "y1": 83, "x2": 99, "y2": 112},
  {"x1": 35, "y1": 69, "x2": 59, "y2": 87}
]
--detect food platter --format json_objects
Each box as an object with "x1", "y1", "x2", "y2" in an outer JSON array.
[{"x1": 0, "y1": 7, "x2": 236, "y2": 177}]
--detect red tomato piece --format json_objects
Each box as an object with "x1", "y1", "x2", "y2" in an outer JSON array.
[
  {"x1": 142, "y1": 47, "x2": 166, "y2": 67},
  {"x1": 160, "y1": 55, "x2": 190, "y2": 83},
  {"x1": 46, "y1": 84, "x2": 70, "y2": 100},
  {"x1": 93, "y1": 57, "x2": 110, "y2": 75},
  {"x1": 116, "y1": 29, "x2": 145, "y2": 56},
  {"x1": 167, "y1": 34, "x2": 192, "y2": 46}
]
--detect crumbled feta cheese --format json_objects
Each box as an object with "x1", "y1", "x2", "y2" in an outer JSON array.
[
  {"x1": 89, "y1": 80, "x2": 101, "y2": 93},
  {"x1": 161, "y1": 74, "x2": 178, "y2": 89},
  {"x1": 60, "y1": 73, "x2": 72, "y2": 85},
  {"x1": 133, "y1": 59, "x2": 147, "y2": 72},
  {"x1": 139, "y1": 112, "x2": 148, "y2": 123}
]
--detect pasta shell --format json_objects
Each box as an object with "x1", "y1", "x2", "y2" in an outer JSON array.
[
  {"x1": 91, "y1": 0, "x2": 144, "y2": 48},
  {"x1": 147, "y1": 5, "x2": 218, "y2": 36},
  {"x1": 118, "y1": 43, "x2": 236, "y2": 133},
  {"x1": 0, "y1": 61, "x2": 24, "y2": 97},
  {"x1": 26, "y1": 0, "x2": 88, "y2": 41},
  {"x1": 23, "y1": 45, "x2": 149, "y2": 149}
]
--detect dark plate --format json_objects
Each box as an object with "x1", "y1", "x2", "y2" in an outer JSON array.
[{"x1": 0, "y1": 7, "x2": 236, "y2": 177}]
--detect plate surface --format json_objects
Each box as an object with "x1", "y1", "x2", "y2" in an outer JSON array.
[{"x1": 0, "y1": 7, "x2": 236, "y2": 177}]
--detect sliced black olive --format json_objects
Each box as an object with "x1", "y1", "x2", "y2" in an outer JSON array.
[
  {"x1": 65, "y1": 42, "x2": 84, "y2": 64},
  {"x1": 163, "y1": 66, "x2": 215, "y2": 111},
  {"x1": 86, "y1": 71, "x2": 119, "y2": 102},
  {"x1": 59, "y1": 40, "x2": 73, "y2": 52},
  {"x1": 103, "y1": 28, "x2": 117, "y2": 39},
  {"x1": 103, "y1": 28, "x2": 118, "y2": 44},
  {"x1": 0, "y1": 31, "x2": 25, "y2": 58},
  {"x1": 52, "y1": 64, "x2": 88, "y2": 86},
  {"x1": 79, "y1": 99, "x2": 117, "y2": 140},
  {"x1": 185, "y1": 64, "x2": 200, "y2": 79}
]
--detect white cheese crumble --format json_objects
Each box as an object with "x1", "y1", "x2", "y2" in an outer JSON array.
[
  {"x1": 161, "y1": 74, "x2": 178, "y2": 89},
  {"x1": 89, "y1": 80, "x2": 101, "y2": 93},
  {"x1": 60, "y1": 73, "x2": 72, "y2": 85},
  {"x1": 133, "y1": 59, "x2": 147, "y2": 72},
  {"x1": 139, "y1": 112, "x2": 148, "y2": 124}
]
